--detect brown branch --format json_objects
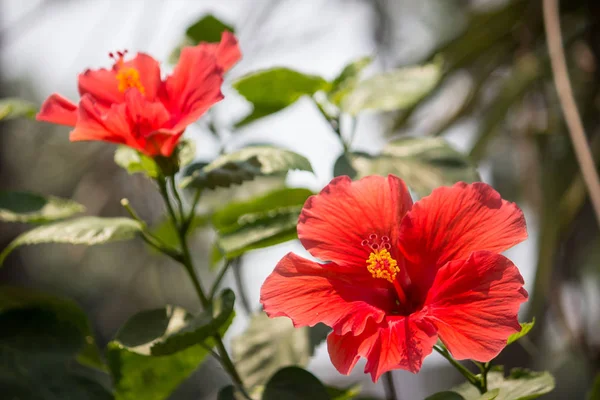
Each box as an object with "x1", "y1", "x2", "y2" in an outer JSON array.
[{"x1": 543, "y1": 0, "x2": 600, "y2": 227}]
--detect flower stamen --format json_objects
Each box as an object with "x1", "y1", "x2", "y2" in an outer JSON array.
[
  {"x1": 363, "y1": 234, "x2": 399, "y2": 283},
  {"x1": 110, "y1": 50, "x2": 145, "y2": 95}
]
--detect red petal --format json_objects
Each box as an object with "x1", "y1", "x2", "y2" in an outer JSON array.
[
  {"x1": 298, "y1": 175, "x2": 413, "y2": 268},
  {"x1": 260, "y1": 253, "x2": 396, "y2": 336},
  {"x1": 424, "y1": 251, "x2": 528, "y2": 361},
  {"x1": 399, "y1": 182, "x2": 527, "y2": 295},
  {"x1": 163, "y1": 47, "x2": 224, "y2": 130},
  {"x1": 214, "y1": 31, "x2": 241, "y2": 71},
  {"x1": 36, "y1": 94, "x2": 78, "y2": 126},
  {"x1": 328, "y1": 313, "x2": 437, "y2": 382},
  {"x1": 78, "y1": 68, "x2": 123, "y2": 105},
  {"x1": 78, "y1": 53, "x2": 161, "y2": 104},
  {"x1": 70, "y1": 95, "x2": 130, "y2": 143},
  {"x1": 123, "y1": 53, "x2": 162, "y2": 100}
]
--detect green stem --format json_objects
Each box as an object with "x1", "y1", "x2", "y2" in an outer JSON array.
[
  {"x1": 183, "y1": 187, "x2": 202, "y2": 234},
  {"x1": 170, "y1": 176, "x2": 185, "y2": 223},
  {"x1": 210, "y1": 259, "x2": 233, "y2": 300},
  {"x1": 157, "y1": 181, "x2": 250, "y2": 399},
  {"x1": 433, "y1": 345, "x2": 484, "y2": 394}
]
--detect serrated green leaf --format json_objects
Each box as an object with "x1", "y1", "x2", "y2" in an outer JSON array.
[
  {"x1": 150, "y1": 289, "x2": 235, "y2": 356},
  {"x1": 452, "y1": 368, "x2": 555, "y2": 400},
  {"x1": 0, "y1": 98, "x2": 36, "y2": 121},
  {"x1": 263, "y1": 366, "x2": 329, "y2": 400},
  {"x1": 425, "y1": 392, "x2": 466, "y2": 400},
  {"x1": 212, "y1": 188, "x2": 312, "y2": 230},
  {"x1": 328, "y1": 56, "x2": 372, "y2": 105},
  {"x1": 0, "y1": 217, "x2": 143, "y2": 265},
  {"x1": 107, "y1": 297, "x2": 233, "y2": 400},
  {"x1": 231, "y1": 312, "x2": 312, "y2": 389},
  {"x1": 351, "y1": 137, "x2": 480, "y2": 197},
  {"x1": 0, "y1": 191, "x2": 85, "y2": 223},
  {"x1": 233, "y1": 68, "x2": 329, "y2": 126},
  {"x1": 107, "y1": 340, "x2": 208, "y2": 400},
  {"x1": 507, "y1": 318, "x2": 535, "y2": 345},
  {"x1": 186, "y1": 14, "x2": 234, "y2": 44},
  {"x1": 114, "y1": 146, "x2": 159, "y2": 178},
  {"x1": 181, "y1": 146, "x2": 313, "y2": 190},
  {"x1": 341, "y1": 61, "x2": 442, "y2": 115}
]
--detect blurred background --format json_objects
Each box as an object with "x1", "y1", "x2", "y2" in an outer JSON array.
[{"x1": 1, "y1": 0, "x2": 599, "y2": 399}]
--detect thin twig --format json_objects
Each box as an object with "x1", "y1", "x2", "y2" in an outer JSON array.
[
  {"x1": 232, "y1": 257, "x2": 252, "y2": 315},
  {"x1": 543, "y1": 0, "x2": 600, "y2": 226},
  {"x1": 383, "y1": 371, "x2": 398, "y2": 400}
]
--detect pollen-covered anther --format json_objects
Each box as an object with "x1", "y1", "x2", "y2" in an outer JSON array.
[
  {"x1": 110, "y1": 50, "x2": 145, "y2": 95},
  {"x1": 362, "y1": 234, "x2": 398, "y2": 283}
]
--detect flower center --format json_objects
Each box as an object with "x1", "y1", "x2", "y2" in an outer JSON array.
[
  {"x1": 362, "y1": 234, "x2": 399, "y2": 283},
  {"x1": 110, "y1": 50, "x2": 145, "y2": 95}
]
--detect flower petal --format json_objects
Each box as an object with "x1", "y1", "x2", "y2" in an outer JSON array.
[
  {"x1": 424, "y1": 251, "x2": 528, "y2": 361},
  {"x1": 70, "y1": 95, "x2": 130, "y2": 143},
  {"x1": 399, "y1": 182, "x2": 527, "y2": 295},
  {"x1": 212, "y1": 31, "x2": 242, "y2": 71},
  {"x1": 36, "y1": 94, "x2": 78, "y2": 126},
  {"x1": 327, "y1": 313, "x2": 437, "y2": 382},
  {"x1": 78, "y1": 53, "x2": 161, "y2": 104},
  {"x1": 78, "y1": 68, "x2": 123, "y2": 105},
  {"x1": 163, "y1": 47, "x2": 224, "y2": 130},
  {"x1": 124, "y1": 53, "x2": 162, "y2": 100},
  {"x1": 298, "y1": 175, "x2": 413, "y2": 268},
  {"x1": 260, "y1": 253, "x2": 396, "y2": 336}
]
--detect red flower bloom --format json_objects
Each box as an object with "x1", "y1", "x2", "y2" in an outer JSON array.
[
  {"x1": 260, "y1": 175, "x2": 528, "y2": 381},
  {"x1": 37, "y1": 32, "x2": 241, "y2": 157}
]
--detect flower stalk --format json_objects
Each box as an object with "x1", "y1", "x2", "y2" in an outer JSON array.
[{"x1": 156, "y1": 175, "x2": 250, "y2": 399}]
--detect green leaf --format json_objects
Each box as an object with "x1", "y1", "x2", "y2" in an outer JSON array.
[
  {"x1": 150, "y1": 289, "x2": 235, "y2": 356},
  {"x1": 587, "y1": 373, "x2": 600, "y2": 400},
  {"x1": 181, "y1": 146, "x2": 313, "y2": 190},
  {"x1": 211, "y1": 188, "x2": 312, "y2": 259},
  {"x1": 425, "y1": 392, "x2": 466, "y2": 400},
  {"x1": 0, "y1": 98, "x2": 36, "y2": 121},
  {"x1": 0, "y1": 308, "x2": 112, "y2": 400},
  {"x1": 333, "y1": 152, "x2": 358, "y2": 178},
  {"x1": 107, "y1": 299, "x2": 232, "y2": 400},
  {"x1": 0, "y1": 286, "x2": 105, "y2": 371},
  {"x1": 341, "y1": 61, "x2": 442, "y2": 115},
  {"x1": 506, "y1": 318, "x2": 535, "y2": 346},
  {"x1": 0, "y1": 217, "x2": 143, "y2": 265},
  {"x1": 175, "y1": 139, "x2": 196, "y2": 168},
  {"x1": 149, "y1": 214, "x2": 210, "y2": 253},
  {"x1": 0, "y1": 190, "x2": 85, "y2": 223},
  {"x1": 263, "y1": 366, "x2": 329, "y2": 400},
  {"x1": 233, "y1": 68, "x2": 329, "y2": 126},
  {"x1": 351, "y1": 137, "x2": 480, "y2": 197},
  {"x1": 107, "y1": 341, "x2": 208, "y2": 400},
  {"x1": 186, "y1": 14, "x2": 234, "y2": 44},
  {"x1": 231, "y1": 312, "x2": 313, "y2": 389},
  {"x1": 452, "y1": 368, "x2": 555, "y2": 400},
  {"x1": 327, "y1": 384, "x2": 363, "y2": 400},
  {"x1": 328, "y1": 56, "x2": 372, "y2": 106},
  {"x1": 212, "y1": 187, "x2": 312, "y2": 230},
  {"x1": 114, "y1": 146, "x2": 159, "y2": 178}
]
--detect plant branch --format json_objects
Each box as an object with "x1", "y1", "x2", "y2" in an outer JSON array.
[
  {"x1": 434, "y1": 345, "x2": 483, "y2": 393},
  {"x1": 170, "y1": 176, "x2": 185, "y2": 223},
  {"x1": 383, "y1": 371, "x2": 398, "y2": 400},
  {"x1": 210, "y1": 259, "x2": 233, "y2": 300},
  {"x1": 543, "y1": 0, "x2": 600, "y2": 226},
  {"x1": 232, "y1": 257, "x2": 252, "y2": 315}
]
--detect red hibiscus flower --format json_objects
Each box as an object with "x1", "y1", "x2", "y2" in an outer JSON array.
[
  {"x1": 260, "y1": 175, "x2": 528, "y2": 381},
  {"x1": 36, "y1": 32, "x2": 241, "y2": 157}
]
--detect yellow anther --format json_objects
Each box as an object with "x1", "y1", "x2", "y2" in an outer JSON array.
[
  {"x1": 116, "y1": 67, "x2": 145, "y2": 95},
  {"x1": 366, "y1": 248, "x2": 399, "y2": 283}
]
